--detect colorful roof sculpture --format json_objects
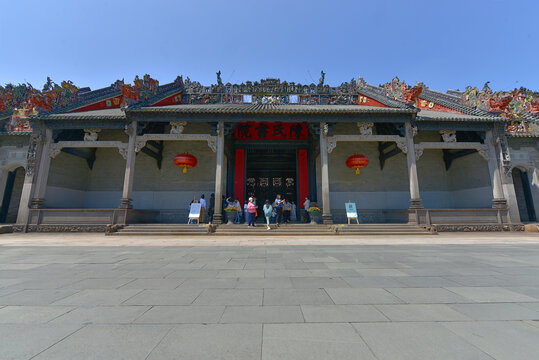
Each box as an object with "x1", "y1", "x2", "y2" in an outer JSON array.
[{"x1": 1, "y1": 72, "x2": 537, "y2": 136}]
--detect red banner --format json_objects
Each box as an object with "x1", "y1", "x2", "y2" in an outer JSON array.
[
  {"x1": 297, "y1": 149, "x2": 309, "y2": 208},
  {"x1": 234, "y1": 149, "x2": 245, "y2": 205},
  {"x1": 234, "y1": 122, "x2": 308, "y2": 140}
]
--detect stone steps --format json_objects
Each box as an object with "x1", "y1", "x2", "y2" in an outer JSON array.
[{"x1": 113, "y1": 223, "x2": 432, "y2": 236}]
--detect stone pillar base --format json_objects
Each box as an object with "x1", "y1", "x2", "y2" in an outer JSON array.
[
  {"x1": 30, "y1": 198, "x2": 45, "y2": 209},
  {"x1": 322, "y1": 214, "x2": 333, "y2": 224},
  {"x1": 212, "y1": 214, "x2": 223, "y2": 225},
  {"x1": 409, "y1": 199, "x2": 424, "y2": 209},
  {"x1": 492, "y1": 198, "x2": 507, "y2": 209},
  {"x1": 119, "y1": 198, "x2": 133, "y2": 209}
]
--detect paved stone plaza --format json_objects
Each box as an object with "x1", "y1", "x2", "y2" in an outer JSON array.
[{"x1": 0, "y1": 233, "x2": 539, "y2": 359}]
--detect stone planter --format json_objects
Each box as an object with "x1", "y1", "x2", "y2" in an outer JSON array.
[
  {"x1": 225, "y1": 211, "x2": 237, "y2": 225},
  {"x1": 308, "y1": 212, "x2": 321, "y2": 224}
]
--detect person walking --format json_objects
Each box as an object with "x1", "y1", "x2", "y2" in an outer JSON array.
[
  {"x1": 263, "y1": 200, "x2": 273, "y2": 230},
  {"x1": 273, "y1": 194, "x2": 283, "y2": 225},
  {"x1": 208, "y1": 193, "x2": 215, "y2": 224},
  {"x1": 247, "y1": 197, "x2": 258, "y2": 227}
]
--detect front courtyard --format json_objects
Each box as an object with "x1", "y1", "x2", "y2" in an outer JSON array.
[{"x1": 0, "y1": 232, "x2": 539, "y2": 359}]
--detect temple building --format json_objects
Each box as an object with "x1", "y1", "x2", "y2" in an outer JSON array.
[{"x1": 0, "y1": 73, "x2": 538, "y2": 232}]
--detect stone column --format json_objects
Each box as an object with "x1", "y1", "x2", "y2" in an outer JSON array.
[
  {"x1": 0, "y1": 169, "x2": 8, "y2": 210},
  {"x1": 503, "y1": 174, "x2": 521, "y2": 223},
  {"x1": 30, "y1": 128, "x2": 53, "y2": 209},
  {"x1": 212, "y1": 121, "x2": 225, "y2": 224},
  {"x1": 119, "y1": 121, "x2": 137, "y2": 209},
  {"x1": 485, "y1": 130, "x2": 507, "y2": 208},
  {"x1": 16, "y1": 133, "x2": 42, "y2": 225},
  {"x1": 319, "y1": 122, "x2": 333, "y2": 224},
  {"x1": 405, "y1": 122, "x2": 423, "y2": 208}
]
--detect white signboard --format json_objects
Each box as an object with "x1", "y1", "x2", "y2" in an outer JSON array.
[
  {"x1": 189, "y1": 203, "x2": 201, "y2": 219},
  {"x1": 345, "y1": 202, "x2": 359, "y2": 224}
]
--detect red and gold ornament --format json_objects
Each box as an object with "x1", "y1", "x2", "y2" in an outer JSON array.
[
  {"x1": 174, "y1": 153, "x2": 197, "y2": 174},
  {"x1": 346, "y1": 153, "x2": 368, "y2": 175}
]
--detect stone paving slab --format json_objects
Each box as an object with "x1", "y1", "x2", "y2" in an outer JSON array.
[{"x1": 0, "y1": 233, "x2": 539, "y2": 359}]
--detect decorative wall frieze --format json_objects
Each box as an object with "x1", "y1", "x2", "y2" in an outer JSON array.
[
  {"x1": 83, "y1": 129, "x2": 101, "y2": 141},
  {"x1": 118, "y1": 146, "x2": 128, "y2": 160},
  {"x1": 170, "y1": 121, "x2": 187, "y2": 134},
  {"x1": 357, "y1": 122, "x2": 374, "y2": 135},
  {"x1": 49, "y1": 144, "x2": 62, "y2": 158},
  {"x1": 477, "y1": 149, "x2": 489, "y2": 161},
  {"x1": 395, "y1": 139, "x2": 408, "y2": 154},
  {"x1": 135, "y1": 140, "x2": 146, "y2": 152},
  {"x1": 327, "y1": 139, "x2": 337, "y2": 153},
  {"x1": 24, "y1": 134, "x2": 40, "y2": 177},
  {"x1": 439, "y1": 129, "x2": 456, "y2": 142}
]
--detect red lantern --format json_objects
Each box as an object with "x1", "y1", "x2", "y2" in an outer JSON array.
[
  {"x1": 346, "y1": 153, "x2": 368, "y2": 175},
  {"x1": 174, "y1": 153, "x2": 197, "y2": 174}
]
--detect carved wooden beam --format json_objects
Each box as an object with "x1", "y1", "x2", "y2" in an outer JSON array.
[
  {"x1": 49, "y1": 141, "x2": 128, "y2": 160},
  {"x1": 326, "y1": 134, "x2": 407, "y2": 154},
  {"x1": 136, "y1": 133, "x2": 217, "y2": 152},
  {"x1": 415, "y1": 142, "x2": 488, "y2": 161}
]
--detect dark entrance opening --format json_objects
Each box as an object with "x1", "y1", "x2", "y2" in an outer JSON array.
[
  {"x1": 512, "y1": 167, "x2": 536, "y2": 222},
  {"x1": 0, "y1": 167, "x2": 25, "y2": 224},
  {"x1": 245, "y1": 149, "x2": 297, "y2": 208}
]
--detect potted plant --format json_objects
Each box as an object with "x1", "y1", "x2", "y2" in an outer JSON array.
[
  {"x1": 307, "y1": 206, "x2": 321, "y2": 224},
  {"x1": 224, "y1": 205, "x2": 238, "y2": 225}
]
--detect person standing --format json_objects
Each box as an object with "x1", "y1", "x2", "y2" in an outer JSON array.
[
  {"x1": 233, "y1": 199, "x2": 241, "y2": 224},
  {"x1": 283, "y1": 198, "x2": 291, "y2": 223},
  {"x1": 291, "y1": 201, "x2": 297, "y2": 222},
  {"x1": 199, "y1": 194, "x2": 206, "y2": 223},
  {"x1": 273, "y1": 194, "x2": 283, "y2": 225},
  {"x1": 263, "y1": 200, "x2": 273, "y2": 230},
  {"x1": 247, "y1": 197, "x2": 258, "y2": 227},
  {"x1": 243, "y1": 200, "x2": 249, "y2": 224},
  {"x1": 208, "y1": 193, "x2": 215, "y2": 224},
  {"x1": 303, "y1": 196, "x2": 311, "y2": 223}
]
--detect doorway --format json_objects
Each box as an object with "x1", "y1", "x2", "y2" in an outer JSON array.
[
  {"x1": 0, "y1": 167, "x2": 25, "y2": 223},
  {"x1": 512, "y1": 167, "x2": 536, "y2": 222},
  {"x1": 245, "y1": 149, "x2": 297, "y2": 206}
]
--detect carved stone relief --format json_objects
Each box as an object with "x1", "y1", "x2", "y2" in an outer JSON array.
[
  {"x1": 357, "y1": 122, "x2": 374, "y2": 135},
  {"x1": 83, "y1": 129, "x2": 101, "y2": 141},
  {"x1": 439, "y1": 129, "x2": 457, "y2": 143},
  {"x1": 170, "y1": 121, "x2": 187, "y2": 134}
]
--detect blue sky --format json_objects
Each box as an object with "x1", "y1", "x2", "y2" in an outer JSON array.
[{"x1": 0, "y1": 0, "x2": 537, "y2": 92}]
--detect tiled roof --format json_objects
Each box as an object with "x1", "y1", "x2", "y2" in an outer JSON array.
[
  {"x1": 359, "y1": 84, "x2": 411, "y2": 109},
  {"x1": 37, "y1": 108, "x2": 125, "y2": 120},
  {"x1": 416, "y1": 109, "x2": 503, "y2": 122},
  {"x1": 132, "y1": 103, "x2": 417, "y2": 114}
]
